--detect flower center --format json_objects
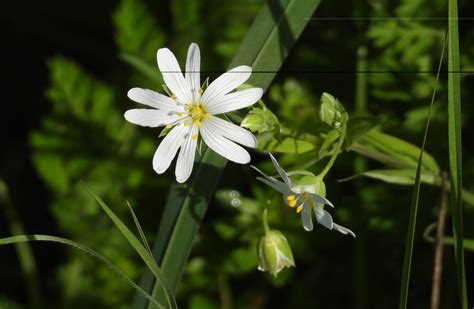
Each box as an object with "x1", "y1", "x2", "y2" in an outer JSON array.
[
  {"x1": 286, "y1": 192, "x2": 314, "y2": 214},
  {"x1": 185, "y1": 103, "x2": 211, "y2": 126}
]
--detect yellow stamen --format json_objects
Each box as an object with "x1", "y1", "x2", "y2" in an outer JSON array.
[
  {"x1": 296, "y1": 205, "x2": 303, "y2": 214},
  {"x1": 309, "y1": 200, "x2": 316, "y2": 209},
  {"x1": 193, "y1": 119, "x2": 202, "y2": 126},
  {"x1": 288, "y1": 200, "x2": 297, "y2": 207},
  {"x1": 287, "y1": 195, "x2": 296, "y2": 201},
  {"x1": 184, "y1": 123, "x2": 189, "y2": 127},
  {"x1": 177, "y1": 112, "x2": 183, "y2": 117},
  {"x1": 204, "y1": 113, "x2": 211, "y2": 120},
  {"x1": 192, "y1": 133, "x2": 198, "y2": 140}
]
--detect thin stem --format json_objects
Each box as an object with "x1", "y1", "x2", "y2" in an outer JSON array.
[
  {"x1": 262, "y1": 209, "x2": 270, "y2": 234},
  {"x1": 431, "y1": 171, "x2": 448, "y2": 309},
  {"x1": 318, "y1": 125, "x2": 347, "y2": 179}
]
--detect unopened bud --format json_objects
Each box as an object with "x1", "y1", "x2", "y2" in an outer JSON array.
[{"x1": 257, "y1": 230, "x2": 295, "y2": 277}]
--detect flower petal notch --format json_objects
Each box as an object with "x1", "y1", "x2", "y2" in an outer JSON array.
[
  {"x1": 252, "y1": 154, "x2": 355, "y2": 237},
  {"x1": 124, "y1": 43, "x2": 263, "y2": 183}
]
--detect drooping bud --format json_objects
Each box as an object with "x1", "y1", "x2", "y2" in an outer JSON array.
[
  {"x1": 258, "y1": 210, "x2": 295, "y2": 277},
  {"x1": 257, "y1": 230, "x2": 295, "y2": 277}
]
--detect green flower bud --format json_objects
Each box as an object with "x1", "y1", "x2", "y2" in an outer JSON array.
[
  {"x1": 257, "y1": 230, "x2": 295, "y2": 277},
  {"x1": 241, "y1": 107, "x2": 279, "y2": 133},
  {"x1": 319, "y1": 92, "x2": 348, "y2": 128},
  {"x1": 241, "y1": 113, "x2": 265, "y2": 132}
]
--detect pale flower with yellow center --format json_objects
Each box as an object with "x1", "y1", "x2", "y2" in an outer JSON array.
[
  {"x1": 124, "y1": 43, "x2": 263, "y2": 183},
  {"x1": 252, "y1": 154, "x2": 355, "y2": 237}
]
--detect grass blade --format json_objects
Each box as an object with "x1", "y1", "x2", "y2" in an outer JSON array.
[
  {"x1": 0, "y1": 234, "x2": 161, "y2": 309},
  {"x1": 127, "y1": 201, "x2": 153, "y2": 257},
  {"x1": 447, "y1": 0, "x2": 468, "y2": 306},
  {"x1": 398, "y1": 33, "x2": 446, "y2": 309},
  {"x1": 81, "y1": 182, "x2": 177, "y2": 309},
  {"x1": 0, "y1": 180, "x2": 42, "y2": 308},
  {"x1": 135, "y1": 0, "x2": 323, "y2": 307}
]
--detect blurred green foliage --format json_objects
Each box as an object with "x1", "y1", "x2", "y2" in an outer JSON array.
[{"x1": 1, "y1": 0, "x2": 471, "y2": 307}]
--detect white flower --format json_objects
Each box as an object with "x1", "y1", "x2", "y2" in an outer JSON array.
[
  {"x1": 252, "y1": 154, "x2": 356, "y2": 237},
  {"x1": 125, "y1": 43, "x2": 263, "y2": 183}
]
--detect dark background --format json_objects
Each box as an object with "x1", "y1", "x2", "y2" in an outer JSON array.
[{"x1": 1, "y1": 0, "x2": 473, "y2": 308}]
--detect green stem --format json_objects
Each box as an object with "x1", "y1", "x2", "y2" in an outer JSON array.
[
  {"x1": 318, "y1": 125, "x2": 347, "y2": 179},
  {"x1": 262, "y1": 209, "x2": 270, "y2": 234}
]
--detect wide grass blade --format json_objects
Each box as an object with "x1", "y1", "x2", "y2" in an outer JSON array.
[
  {"x1": 447, "y1": 0, "x2": 468, "y2": 306},
  {"x1": 135, "y1": 0, "x2": 323, "y2": 307},
  {"x1": 398, "y1": 33, "x2": 446, "y2": 309},
  {"x1": 81, "y1": 183, "x2": 177, "y2": 309},
  {"x1": 0, "y1": 235, "x2": 161, "y2": 309}
]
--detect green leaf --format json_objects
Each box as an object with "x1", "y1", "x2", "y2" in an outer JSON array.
[
  {"x1": 230, "y1": 0, "x2": 322, "y2": 90},
  {"x1": 319, "y1": 130, "x2": 340, "y2": 156},
  {"x1": 447, "y1": 0, "x2": 468, "y2": 305},
  {"x1": 137, "y1": 0, "x2": 323, "y2": 307},
  {"x1": 81, "y1": 183, "x2": 177, "y2": 309},
  {"x1": 345, "y1": 116, "x2": 381, "y2": 146},
  {"x1": 113, "y1": 0, "x2": 165, "y2": 62},
  {"x1": 0, "y1": 235, "x2": 161, "y2": 309},
  {"x1": 358, "y1": 169, "x2": 439, "y2": 186},
  {"x1": 257, "y1": 131, "x2": 317, "y2": 154},
  {"x1": 360, "y1": 130, "x2": 440, "y2": 173}
]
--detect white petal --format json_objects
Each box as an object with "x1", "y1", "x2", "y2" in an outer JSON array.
[
  {"x1": 200, "y1": 122, "x2": 251, "y2": 164},
  {"x1": 201, "y1": 66, "x2": 252, "y2": 108},
  {"x1": 333, "y1": 223, "x2": 356, "y2": 237},
  {"x1": 175, "y1": 126, "x2": 198, "y2": 183},
  {"x1": 157, "y1": 48, "x2": 193, "y2": 103},
  {"x1": 255, "y1": 176, "x2": 292, "y2": 195},
  {"x1": 309, "y1": 193, "x2": 334, "y2": 208},
  {"x1": 251, "y1": 166, "x2": 292, "y2": 194},
  {"x1": 185, "y1": 43, "x2": 201, "y2": 102},
  {"x1": 206, "y1": 88, "x2": 263, "y2": 115},
  {"x1": 269, "y1": 153, "x2": 291, "y2": 186},
  {"x1": 205, "y1": 117, "x2": 256, "y2": 147},
  {"x1": 153, "y1": 124, "x2": 187, "y2": 174},
  {"x1": 127, "y1": 88, "x2": 184, "y2": 112},
  {"x1": 301, "y1": 204, "x2": 314, "y2": 231},
  {"x1": 124, "y1": 109, "x2": 179, "y2": 127},
  {"x1": 313, "y1": 207, "x2": 334, "y2": 230}
]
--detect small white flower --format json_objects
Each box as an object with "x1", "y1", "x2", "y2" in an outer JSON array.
[
  {"x1": 125, "y1": 43, "x2": 263, "y2": 183},
  {"x1": 252, "y1": 154, "x2": 356, "y2": 237}
]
